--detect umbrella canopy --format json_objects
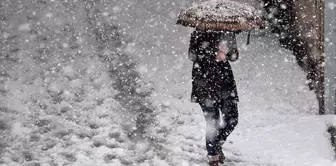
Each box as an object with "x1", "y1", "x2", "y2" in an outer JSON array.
[{"x1": 176, "y1": 0, "x2": 264, "y2": 31}]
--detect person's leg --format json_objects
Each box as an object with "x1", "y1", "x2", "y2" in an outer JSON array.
[
  {"x1": 199, "y1": 102, "x2": 221, "y2": 157},
  {"x1": 217, "y1": 100, "x2": 239, "y2": 148}
]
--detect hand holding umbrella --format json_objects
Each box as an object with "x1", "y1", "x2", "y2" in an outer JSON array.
[{"x1": 216, "y1": 41, "x2": 228, "y2": 62}]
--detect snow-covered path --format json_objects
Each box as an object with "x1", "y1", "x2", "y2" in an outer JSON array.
[{"x1": 141, "y1": 29, "x2": 336, "y2": 165}]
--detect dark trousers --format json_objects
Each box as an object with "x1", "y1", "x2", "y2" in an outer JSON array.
[{"x1": 199, "y1": 100, "x2": 238, "y2": 156}]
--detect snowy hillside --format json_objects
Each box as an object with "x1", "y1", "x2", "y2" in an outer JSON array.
[{"x1": 1, "y1": 0, "x2": 336, "y2": 166}]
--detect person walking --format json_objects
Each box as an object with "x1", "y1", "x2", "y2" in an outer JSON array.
[{"x1": 188, "y1": 29, "x2": 240, "y2": 166}]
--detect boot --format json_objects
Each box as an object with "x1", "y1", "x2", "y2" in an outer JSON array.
[
  {"x1": 217, "y1": 141, "x2": 226, "y2": 164},
  {"x1": 218, "y1": 151, "x2": 225, "y2": 164},
  {"x1": 208, "y1": 155, "x2": 219, "y2": 166},
  {"x1": 209, "y1": 161, "x2": 219, "y2": 166}
]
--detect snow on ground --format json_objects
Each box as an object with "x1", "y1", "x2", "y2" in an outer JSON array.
[
  {"x1": 1, "y1": 0, "x2": 336, "y2": 166},
  {"x1": 122, "y1": 0, "x2": 336, "y2": 164},
  {"x1": 0, "y1": 1, "x2": 157, "y2": 165},
  {"x1": 142, "y1": 29, "x2": 336, "y2": 165}
]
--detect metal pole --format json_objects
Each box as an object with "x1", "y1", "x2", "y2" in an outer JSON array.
[{"x1": 324, "y1": 0, "x2": 336, "y2": 114}]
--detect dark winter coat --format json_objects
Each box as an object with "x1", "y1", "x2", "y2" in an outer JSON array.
[{"x1": 189, "y1": 30, "x2": 239, "y2": 104}]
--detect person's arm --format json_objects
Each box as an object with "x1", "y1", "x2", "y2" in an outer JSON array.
[
  {"x1": 188, "y1": 30, "x2": 199, "y2": 62},
  {"x1": 226, "y1": 33, "x2": 239, "y2": 62},
  {"x1": 226, "y1": 47, "x2": 239, "y2": 62},
  {"x1": 217, "y1": 32, "x2": 239, "y2": 62}
]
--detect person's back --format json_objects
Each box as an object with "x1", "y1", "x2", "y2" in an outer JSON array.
[
  {"x1": 189, "y1": 30, "x2": 239, "y2": 104},
  {"x1": 188, "y1": 29, "x2": 240, "y2": 166}
]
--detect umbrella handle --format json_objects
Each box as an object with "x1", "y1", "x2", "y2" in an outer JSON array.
[{"x1": 246, "y1": 31, "x2": 251, "y2": 45}]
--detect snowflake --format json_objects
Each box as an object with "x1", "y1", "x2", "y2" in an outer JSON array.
[
  {"x1": 327, "y1": 2, "x2": 335, "y2": 10},
  {"x1": 46, "y1": 13, "x2": 53, "y2": 18}
]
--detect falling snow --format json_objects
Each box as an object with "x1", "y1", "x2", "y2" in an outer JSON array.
[{"x1": 0, "y1": 0, "x2": 335, "y2": 166}]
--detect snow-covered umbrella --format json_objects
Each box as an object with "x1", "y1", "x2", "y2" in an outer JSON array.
[{"x1": 176, "y1": 0, "x2": 264, "y2": 31}]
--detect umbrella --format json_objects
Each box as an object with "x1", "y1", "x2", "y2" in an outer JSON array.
[{"x1": 176, "y1": 0, "x2": 264, "y2": 31}]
